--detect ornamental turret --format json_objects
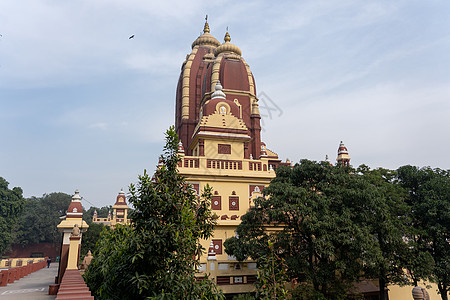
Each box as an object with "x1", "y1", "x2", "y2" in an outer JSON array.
[
  {"x1": 337, "y1": 141, "x2": 351, "y2": 166},
  {"x1": 112, "y1": 189, "x2": 129, "y2": 226}
]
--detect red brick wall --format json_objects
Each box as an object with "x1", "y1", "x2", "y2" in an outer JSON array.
[{"x1": 4, "y1": 243, "x2": 60, "y2": 261}]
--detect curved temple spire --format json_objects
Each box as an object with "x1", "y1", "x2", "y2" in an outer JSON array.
[
  {"x1": 224, "y1": 31, "x2": 231, "y2": 42},
  {"x1": 203, "y1": 15, "x2": 210, "y2": 33}
]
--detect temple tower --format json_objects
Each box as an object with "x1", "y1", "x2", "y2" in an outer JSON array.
[
  {"x1": 92, "y1": 189, "x2": 130, "y2": 227},
  {"x1": 336, "y1": 141, "x2": 351, "y2": 166},
  {"x1": 174, "y1": 19, "x2": 282, "y2": 294},
  {"x1": 112, "y1": 189, "x2": 129, "y2": 225},
  {"x1": 175, "y1": 19, "x2": 277, "y2": 164}
]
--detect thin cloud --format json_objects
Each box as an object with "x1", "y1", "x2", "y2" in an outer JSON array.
[{"x1": 89, "y1": 122, "x2": 108, "y2": 130}]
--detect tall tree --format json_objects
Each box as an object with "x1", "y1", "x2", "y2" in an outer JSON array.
[
  {"x1": 225, "y1": 161, "x2": 412, "y2": 299},
  {"x1": 356, "y1": 166, "x2": 411, "y2": 300},
  {"x1": 80, "y1": 223, "x2": 109, "y2": 257},
  {"x1": 14, "y1": 192, "x2": 72, "y2": 246},
  {"x1": 255, "y1": 240, "x2": 289, "y2": 300},
  {"x1": 84, "y1": 127, "x2": 223, "y2": 299},
  {"x1": 397, "y1": 166, "x2": 450, "y2": 300},
  {"x1": 226, "y1": 160, "x2": 381, "y2": 298},
  {"x1": 0, "y1": 177, "x2": 25, "y2": 255}
]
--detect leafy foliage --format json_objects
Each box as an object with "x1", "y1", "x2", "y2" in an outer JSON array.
[
  {"x1": 255, "y1": 241, "x2": 289, "y2": 300},
  {"x1": 14, "y1": 192, "x2": 71, "y2": 246},
  {"x1": 0, "y1": 177, "x2": 25, "y2": 255},
  {"x1": 356, "y1": 166, "x2": 411, "y2": 299},
  {"x1": 397, "y1": 166, "x2": 450, "y2": 300},
  {"x1": 232, "y1": 293, "x2": 255, "y2": 300},
  {"x1": 80, "y1": 223, "x2": 110, "y2": 258},
  {"x1": 225, "y1": 160, "x2": 412, "y2": 299},
  {"x1": 84, "y1": 127, "x2": 223, "y2": 300}
]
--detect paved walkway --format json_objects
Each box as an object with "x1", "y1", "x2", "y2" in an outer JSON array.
[{"x1": 0, "y1": 264, "x2": 58, "y2": 300}]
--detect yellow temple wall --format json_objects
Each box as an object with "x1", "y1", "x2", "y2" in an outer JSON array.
[{"x1": 389, "y1": 281, "x2": 447, "y2": 300}]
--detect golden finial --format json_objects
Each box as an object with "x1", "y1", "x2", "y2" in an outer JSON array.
[
  {"x1": 224, "y1": 30, "x2": 231, "y2": 43},
  {"x1": 203, "y1": 15, "x2": 210, "y2": 33}
]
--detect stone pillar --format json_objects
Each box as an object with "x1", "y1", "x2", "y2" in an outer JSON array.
[
  {"x1": 67, "y1": 225, "x2": 81, "y2": 270},
  {"x1": 56, "y1": 190, "x2": 89, "y2": 284}
]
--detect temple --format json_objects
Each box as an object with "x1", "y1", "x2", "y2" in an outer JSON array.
[
  {"x1": 174, "y1": 19, "x2": 352, "y2": 295},
  {"x1": 91, "y1": 189, "x2": 130, "y2": 227},
  {"x1": 174, "y1": 18, "x2": 288, "y2": 295}
]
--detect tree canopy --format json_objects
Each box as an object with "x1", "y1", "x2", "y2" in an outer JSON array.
[
  {"x1": 84, "y1": 127, "x2": 223, "y2": 300},
  {"x1": 398, "y1": 166, "x2": 450, "y2": 300},
  {"x1": 80, "y1": 222, "x2": 110, "y2": 258},
  {"x1": 0, "y1": 177, "x2": 25, "y2": 255},
  {"x1": 14, "y1": 192, "x2": 72, "y2": 246},
  {"x1": 225, "y1": 160, "x2": 413, "y2": 299}
]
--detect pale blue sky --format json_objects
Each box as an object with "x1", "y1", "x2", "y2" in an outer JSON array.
[{"x1": 1, "y1": 0, "x2": 449, "y2": 208}]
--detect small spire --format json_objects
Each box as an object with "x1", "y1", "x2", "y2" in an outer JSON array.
[
  {"x1": 211, "y1": 80, "x2": 226, "y2": 99},
  {"x1": 72, "y1": 190, "x2": 81, "y2": 202},
  {"x1": 224, "y1": 31, "x2": 231, "y2": 43},
  {"x1": 203, "y1": 15, "x2": 210, "y2": 33},
  {"x1": 178, "y1": 141, "x2": 185, "y2": 153},
  {"x1": 207, "y1": 240, "x2": 217, "y2": 260}
]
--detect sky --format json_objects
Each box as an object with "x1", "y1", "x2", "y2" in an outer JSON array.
[{"x1": 1, "y1": 0, "x2": 449, "y2": 208}]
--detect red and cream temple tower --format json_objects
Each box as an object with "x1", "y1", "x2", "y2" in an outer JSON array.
[
  {"x1": 174, "y1": 19, "x2": 284, "y2": 294},
  {"x1": 174, "y1": 19, "x2": 352, "y2": 294}
]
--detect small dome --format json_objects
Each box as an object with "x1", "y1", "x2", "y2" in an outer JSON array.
[
  {"x1": 211, "y1": 80, "x2": 226, "y2": 99},
  {"x1": 192, "y1": 20, "x2": 221, "y2": 49},
  {"x1": 338, "y1": 141, "x2": 349, "y2": 155},
  {"x1": 214, "y1": 32, "x2": 242, "y2": 56},
  {"x1": 72, "y1": 190, "x2": 81, "y2": 202}
]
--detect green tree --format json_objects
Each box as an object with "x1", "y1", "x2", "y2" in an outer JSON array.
[
  {"x1": 226, "y1": 160, "x2": 377, "y2": 298},
  {"x1": 397, "y1": 166, "x2": 450, "y2": 300},
  {"x1": 84, "y1": 127, "x2": 223, "y2": 300},
  {"x1": 14, "y1": 192, "x2": 72, "y2": 246},
  {"x1": 225, "y1": 161, "x2": 412, "y2": 299},
  {"x1": 356, "y1": 166, "x2": 411, "y2": 300},
  {"x1": 0, "y1": 177, "x2": 25, "y2": 255},
  {"x1": 80, "y1": 223, "x2": 109, "y2": 258},
  {"x1": 255, "y1": 240, "x2": 289, "y2": 300}
]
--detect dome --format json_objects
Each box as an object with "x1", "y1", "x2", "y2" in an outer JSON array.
[
  {"x1": 191, "y1": 21, "x2": 221, "y2": 49},
  {"x1": 176, "y1": 20, "x2": 261, "y2": 159},
  {"x1": 214, "y1": 32, "x2": 242, "y2": 56}
]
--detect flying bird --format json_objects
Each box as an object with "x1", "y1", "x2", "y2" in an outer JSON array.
[{"x1": 129, "y1": 35, "x2": 134, "y2": 39}]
